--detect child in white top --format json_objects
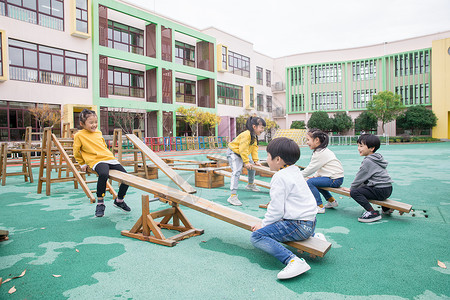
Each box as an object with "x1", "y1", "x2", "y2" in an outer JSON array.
[
  {"x1": 251, "y1": 137, "x2": 320, "y2": 280},
  {"x1": 302, "y1": 129, "x2": 344, "y2": 213}
]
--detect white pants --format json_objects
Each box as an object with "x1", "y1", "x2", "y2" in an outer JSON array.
[{"x1": 226, "y1": 148, "x2": 255, "y2": 194}]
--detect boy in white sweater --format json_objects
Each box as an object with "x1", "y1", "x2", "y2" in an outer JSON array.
[{"x1": 251, "y1": 137, "x2": 319, "y2": 280}]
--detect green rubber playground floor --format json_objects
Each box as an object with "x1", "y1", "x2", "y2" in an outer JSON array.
[{"x1": 1, "y1": 142, "x2": 449, "y2": 299}]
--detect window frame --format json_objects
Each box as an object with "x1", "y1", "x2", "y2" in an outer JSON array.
[
  {"x1": 217, "y1": 81, "x2": 243, "y2": 107},
  {"x1": 175, "y1": 78, "x2": 196, "y2": 104},
  {"x1": 107, "y1": 20, "x2": 144, "y2": 55},
  {"x1": 107, "y1": 65, "x2": 144, "y2": 98}
]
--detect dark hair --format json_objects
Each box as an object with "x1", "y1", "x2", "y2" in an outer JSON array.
[
  {"x1": 79, "y1": 109, "x2": 97, "y2": 124},
  {"x1": 246, "y1": 116, "x2": 266, "y2": 145},
  {"x1": 266, "y1": 137, "x2": 300, "y2": 165},
  {"x1": 307, "y1": 128, "x2": 329, "y2": 151},
  {"x1": 357, "y1": 134, "x2": 380, "y2": 152}
]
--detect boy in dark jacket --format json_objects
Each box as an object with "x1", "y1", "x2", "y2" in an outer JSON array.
[{"x1": 342, "y1": 134, "x2": 393, "y2": 223}]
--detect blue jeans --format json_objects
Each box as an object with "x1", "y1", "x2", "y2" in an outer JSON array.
[
  {"x1": 307, "y1": 177, "x2": 344, "y2": 206},
  {"x1": 251, "y1": 219, "x2": 316, "y2": 265}
]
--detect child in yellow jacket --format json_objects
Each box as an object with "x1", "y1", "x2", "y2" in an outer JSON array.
[
  {"x1": 73, "y1": 109, "x2": 131, "y2": 217},
  {"x1": 226, "y1": 116, "x2": 266, "y2": 206}
]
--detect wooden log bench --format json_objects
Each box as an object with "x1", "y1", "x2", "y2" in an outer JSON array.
[{"x1": 108, "y1": 170, "x2": 331, "y2": 258}]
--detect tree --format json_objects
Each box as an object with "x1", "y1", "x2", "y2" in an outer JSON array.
[
  {"x1": 110, "y1": 108, "x2": 145, "y2": 134},
  {"x1": 355, "y1": 111, "x2": 378, "y2": 132},
  {"x1": 307, "y1": 111, "x2": 332, "y2": 132},
  {"x1": 264, "y1": 118, "x2": 279, "y2": 142},
  {"x1": 332, "y1": 112, "x2": 353, "y2": 134},
  {"x1": 28, "y1": 104, "x2": 61, "y2": 132},
  {"x1": 176, "y1": 107, "x2": 220, "y2": 136},
  {"x1": 396, "y1": 105, "x2": 438, "y2": 135},
  {"x1": 290, "y1": 120, "x2": 306, "y2": 129},
  {"x1": 366, "y1": 91, "x2": 405, "y2": 133}
]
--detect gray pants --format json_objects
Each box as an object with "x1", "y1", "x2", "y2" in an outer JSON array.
[{"x1": 226, "y1": 148, "x2": 255, "y2": 194}]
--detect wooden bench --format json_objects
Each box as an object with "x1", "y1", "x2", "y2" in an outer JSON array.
[
  {"x1": 319, "y1": 187, "x2": 412, "y2": 214},
  {"x1": 108, "y1": 170, "x2": 331, "y2": 258}
]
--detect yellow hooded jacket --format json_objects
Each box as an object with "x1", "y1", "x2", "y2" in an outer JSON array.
[
  {"x1": 228, "y1": 130, "x2": 259, "y2": 164},
  {"x1": 73, "y1": 129, "x2": 116, "y2": 168}
]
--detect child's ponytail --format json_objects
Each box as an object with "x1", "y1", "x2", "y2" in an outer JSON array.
[
  {"x1": 245, "y1": 116, "x2": 266, "y2": 145},
  {"x1": 307, "y1": 128, "x2": 329, "y2": 151}
]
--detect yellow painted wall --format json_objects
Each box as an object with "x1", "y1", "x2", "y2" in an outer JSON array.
[
  {"x1": 431, "y1": 38, "x2": 450, "y2": 139},
  {"x1": 63, "y1": 104, "x2": 97, "y2": 128}
]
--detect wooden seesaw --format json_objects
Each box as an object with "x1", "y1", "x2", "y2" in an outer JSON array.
[
  {"x1": 108, "y1": 170, "x2": 331, "y2": 257},
  {"x1": 108, "y1": 135, "x2": 331, "y2": 257}
]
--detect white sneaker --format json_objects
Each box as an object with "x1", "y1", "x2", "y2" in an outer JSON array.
[
  {"x1": 313, "y1": 232, "x2": 327, "y2": 242},
  {"x1": 317, "y1": 206, "x2": 325, "y2": 214},
  {"x1": 245, "y1": 184, "x2": 260, "y2": 192},
  {"x1": 277, "y1": 257, "x2": 311, "y2": 280},
  {"x1": 227, "y1": 195, "x2": 242, "y2": 206},
  {"x1": 324, "y1": 200, "x2": 338, "y2": 209}
]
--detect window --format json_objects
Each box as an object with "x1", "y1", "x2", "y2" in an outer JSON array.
[
  {"x1": 395, "y1": 50, "x2": 430, "y2": 77},
  {"x1": 217, "y1": 81, "x2": 243, "y2": 107},
  {"x1": 310, "y1": 64, "x2": 341, "y2": 84},
  {"x1": 291, "y1": 94, "x2": 305, "y2": 112},
  {"x1": 249, "y1": 86, "x2": 254, "y2": 108},
  {"x1": 353, "y1": 89, "x2": 376, "y2": 109},
  {"x1": 175, "y1": 41, "x2": 195, "y2": 67},
  {"x1": 0, "y1": 100, "x2": 60, "y2": 141},
  {"x1": 1, "y1": 0, "x2": 64, "y2": 31},
  {"x1": 75, "y1": 0, "x2": 88, "y2": 33},
  {"x1": 290, "y1": 67, "x2": 303, "y2": 85},
  {"x1": 228, "y1": 50, "x2": 250, "y2": 77},
  {"x1": 221, "y1": 46, "x2": 227, "y2": 70},
  {"x1": 352, "y1": 60, "x2": 377, "y2": 81},
  {"x1": 310, "y1": 92, "x2": 342, "y2": 111},
  {"x1": 176, "y1": 78, "x2": 196, "y2": 104},
  {"x1": 266, "y1": 69, "x2": 271, "y2": 87},
  {"x1": 108, "y1": 20, "x2": 144, "y2": 55},
  {"x1": 256, "y1": 66, "x2": 263, "y2": 85},
  {"x1": 266, "y1": 95, "x2": 272, "y2": 112},
  {"x1": 9, "y1": 39, "x2": 87, "y2": 88},
  {"x1": 257, "y1": 94, "x2": 264, "y2": 111},
  {"x1": 395, "y1": 84, "x2": 429, "y2": 105},
  {"x1": 107, "y1": 66, "x2": 144, "y2": 98}
]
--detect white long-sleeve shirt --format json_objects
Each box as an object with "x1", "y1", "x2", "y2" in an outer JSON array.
[
  {"x1": 262, "y1": 165, "x2": 317, "y2": 227},
  {"x1": 301, "y1": 148, "x2": 344, "y2": 179}
]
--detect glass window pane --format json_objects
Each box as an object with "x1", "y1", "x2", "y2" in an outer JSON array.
[
  {"x1": 122, "y1": 73, "x2": 129, "y2": 86},
  {"x1": 52, "y1": 55, "x2": 63, "y2": 72},
  {"x1": 9, "y1": 47, "x2": 24, "y2": 66},
  {"x1": 38, "y1": 0, "x2": 51, "y2": 14},
  {"x1": 39, "y1": 53, "x2": 51, "y2": 70},
  {"x1": 121, "y1": 32, "x2": 129, "y2": 43},
  {"x1": 39, "y1": 45, "x2": 63, "y2": 55},
  {"x1": 24, "y1": 50, "x2": 37, "y2": 68},
  {"x1": 23, "y1": 0, "x2": 37, "y2": 10},
  {"x1": 51, "y1": 0, "x2": 63, "y2": 18},
  {"x1": 76, "y1": 8, "x2": 81, "y2": 19},
  {"x1": 114, "y1": 71, "x2": 121, "y2": 85},
  {"x1": 108, "y1": 70, "x2": 113, "y2": 84},
  {"x1": 76, "y1": 0, "x2": 87, "y2": 10},
  {"x1": 77, "y1": 60, "x2": 87, "y2": 76},
  {"x1": 114, "y1": 30, "x2": 121, "y2": 42},
  {"x1": 81, "y1": 10, "x2": 87, "y2": 21},
  {"x1": 65, "y1": 57, "x2": 76, "y2": 74},
  {"x1": 76, "y1": 20, "x2": 87, "y2": 33}
]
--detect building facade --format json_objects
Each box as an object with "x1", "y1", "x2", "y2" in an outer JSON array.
[
  {"x1": 1, "y1": 0, "x2": 449, "y2": 141},
  {"x1": 272, "y1": 31, "x2": 450, "y2": 138}
]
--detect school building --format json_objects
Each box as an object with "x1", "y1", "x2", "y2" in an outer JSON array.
[{"x1": 0, "y1": 0, "x2": 449, "y2": 141}]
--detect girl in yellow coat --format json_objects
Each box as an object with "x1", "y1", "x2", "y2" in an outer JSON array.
[
  {"x1": 73, "y1": 109, "x2": 131, "y2": 217},
  {"x1": 226, "y1": 116, "x2": 266, "y2": 206}
]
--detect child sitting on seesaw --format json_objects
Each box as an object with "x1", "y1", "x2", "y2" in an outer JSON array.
[
  {"x1": 251, "y1": 137, "x2": 324, "y2": 280},
  {"x1": 341, "y1": 134, "x2": 393, "y2": 223},
  {"x1": 73, "y1": 109, "x2": 131, "y2": 217}
]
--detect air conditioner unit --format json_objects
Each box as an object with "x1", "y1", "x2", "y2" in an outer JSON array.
[{"x1": 272, "y1": 82, "x2": 285, "y2": 92}]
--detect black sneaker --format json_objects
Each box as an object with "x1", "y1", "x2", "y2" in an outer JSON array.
[
  {"x1": 358, "y1": 210, "x2": 381, "y2": 223},
  {"x1": 113, "y1": 199, "x2": 131, "y2": 212},
  {"x1": 95, "y1": 204, "x2": 105, "y2": 217}
]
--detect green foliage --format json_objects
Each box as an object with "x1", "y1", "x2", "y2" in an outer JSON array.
[
  {"x1": 396, "y1": 105, "x2": 438, "y2": 135},
  {"x1": 176, "y1": 107, "x2": 221, "y2": 136},
  {"x1": 290, "y1": 120, "x2": 306, "y2": 129},
  {"x1": 388, "y1": 136, "x2": 440, "y2": 143},
  {"x1": 307, "y1": 111, "x2": 332, "y2": 131},
  {"x1": 355, "y1": 111, "x2": 378, "y2": 132},
  {"x1": 331, "y1": 112, "x2": 353, "y2": 134},
  {"x1": 366, "y1": 91, "x2": 405, "y2": 133}
]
